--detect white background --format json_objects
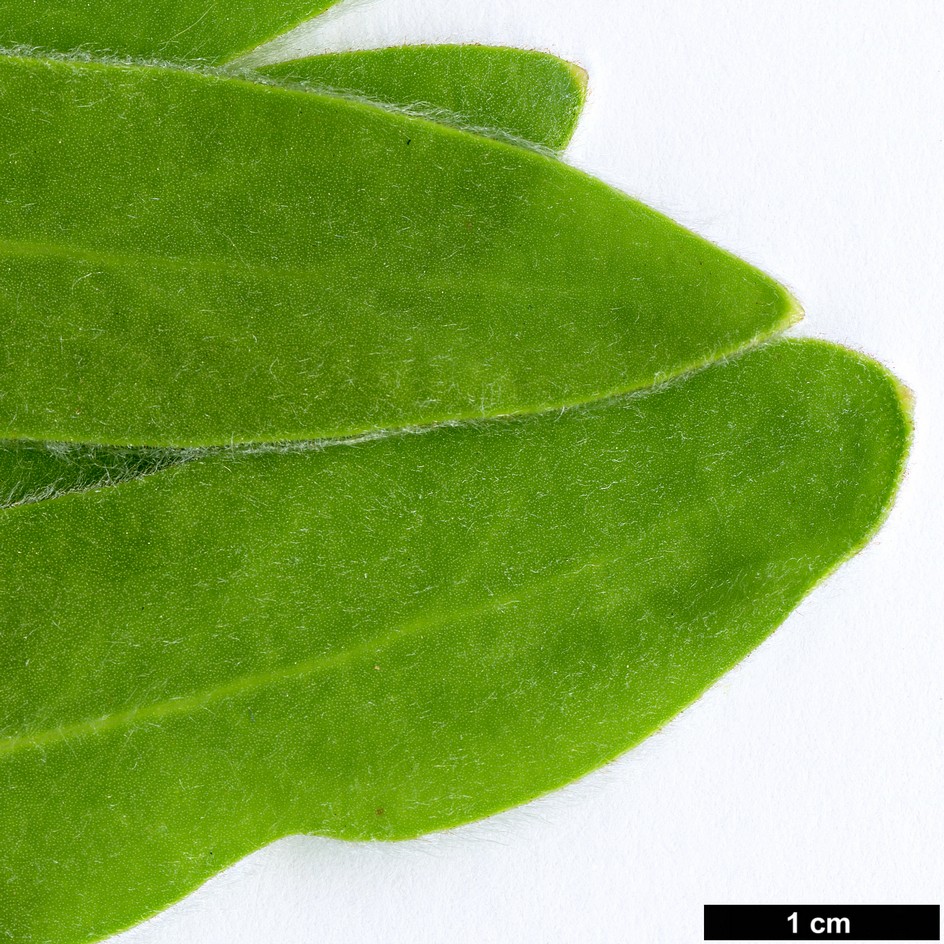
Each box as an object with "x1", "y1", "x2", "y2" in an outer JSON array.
[{"x1": 118, "y1": 2, "x2": 944, "y2": 942}]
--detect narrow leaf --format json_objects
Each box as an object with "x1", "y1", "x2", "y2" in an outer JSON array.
[
  {"x1": 259, "y1": 45, "x2": 588, "y2": 151},
  {"x1": 0, "y1": 53, "x2": 798, "y2": 447},
  {"x1": 0, "y1": 339, "x2": 910, "y2": 944},
  {"x1": 0, "y1": 0, "x2": 340, "y2": 64}
]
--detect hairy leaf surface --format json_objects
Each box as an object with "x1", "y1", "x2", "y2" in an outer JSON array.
[
  {"x1": 0, "y1": 0, "x2": 340, "y2": 64},
  {"x1": 0, "y1": 340, "x2": 910, "y2": 943},
  {"x1": 0, "y1": 53, "x2": 798, "y2": 447},
  {"x1": 260, "y1": 45, "x2": 588, "y2": 150},
  {"x1": 0, "y1": 439, "x2": 189, "y2": 509}
]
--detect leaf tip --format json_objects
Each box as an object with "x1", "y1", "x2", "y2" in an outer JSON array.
[
  {"x1": 893, "y1": 376, "x2": 916, "y2": 420},
  {"x1": 567, "y1": 60, "x2": 590, "y2": 98},
  {"x1": 782, "y1": 288, "x2": 805, "y2": 328}
]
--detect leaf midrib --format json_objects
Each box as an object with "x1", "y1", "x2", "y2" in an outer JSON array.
[
  {"x1": 0, "y1": 553, "x2": 606, "y2": 759},
  {"x1": 0, "y1": 235, "x2": 610, "y2": 302},
  {"x1": 0, "y1": 235, "x2": 326, "y2": 281}
]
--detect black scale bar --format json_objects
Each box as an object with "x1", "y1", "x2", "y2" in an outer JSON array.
[{"x1": 704, "y1": 904, "x2": 940, "y2": 941}]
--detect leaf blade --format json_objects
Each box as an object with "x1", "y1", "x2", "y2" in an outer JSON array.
[
  {"x1": 259, "y1": 45, "x2": 588, "y2": 150},
  {"x1": 0, "y1": 53, "x2": 798, "y2": 447},
  {"x1": 0, "y1": 339, "x2": 910, "y2": 943}
]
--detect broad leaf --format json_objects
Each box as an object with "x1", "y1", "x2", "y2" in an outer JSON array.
[
  {"x1": 0, "y1": 0, "x2": 340, "y2": 64},
  {"x1": 0, "y1": 53, "x2": 798, "y2": 448},
  {"x1": 0, "y1": 340, "x2": 910, "y2": 944},
  {"x1": 260, "y1": 45, "x2": 588, "y2": 151}
]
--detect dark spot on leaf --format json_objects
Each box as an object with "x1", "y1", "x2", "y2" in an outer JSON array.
[{"x1": 376, "y1": 807, "x2": 385, "y2": 816}]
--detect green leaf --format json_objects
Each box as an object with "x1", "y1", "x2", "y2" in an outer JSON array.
[
  {"x1": 0, "y1": 52, "x2": 798, "y2": 448},
  {"x1": 0, "y1": 339, "x2": 910, "y2": 944},
  {"x1": 259, "y1": 45, "x2": 588, "y2": 150},
  {"x1": 0, "y1": 0, "x2": 340, "y2": 64}
]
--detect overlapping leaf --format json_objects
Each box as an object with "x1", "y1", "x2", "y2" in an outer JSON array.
[
  {"x1": 0, "y1": 340, "x2": 910, "y2": 942},
  {"x1": 261, "y1": 45, "x2": 588, "y2": 150},
  {"x1": 0, "y1": 54, "x2": 794, "y2": 448}
]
